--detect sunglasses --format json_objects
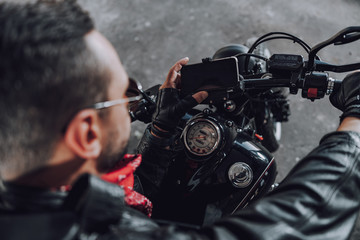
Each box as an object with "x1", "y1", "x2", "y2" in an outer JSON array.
[{"x1": 89, "y1": 78, "x2": 143, "y2": 110}]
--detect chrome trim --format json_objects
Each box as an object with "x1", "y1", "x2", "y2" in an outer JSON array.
[
  {"x1": 228, "y1": 162, "x2": 253, "y2": 188},
  {"x1": 326, "y1": 77, "x2": 335, "y2": 95}
]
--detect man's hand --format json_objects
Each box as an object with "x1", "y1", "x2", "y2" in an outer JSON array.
[
  {"x1": 151, "y1": 58, "x2": 208, "y2": 138},
  {"x1": 330, "y1": 71, "x2": 360, "y2": 122},
  {"x1": 160, "y1": 57, "x2": 208, "y2": 103}
]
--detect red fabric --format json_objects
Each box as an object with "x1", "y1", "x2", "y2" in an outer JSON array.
[{"x1": 101, "y1": 154, "x2": 153, "y2": 217}]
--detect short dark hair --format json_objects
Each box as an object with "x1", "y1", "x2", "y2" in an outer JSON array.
[{"x1": 0, "y1": 0, "x2": 109, "y2": 176}]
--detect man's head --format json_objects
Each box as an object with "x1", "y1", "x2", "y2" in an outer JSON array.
[{"x1": 0, "y1": 0, "x2": 131, "y2": 183}]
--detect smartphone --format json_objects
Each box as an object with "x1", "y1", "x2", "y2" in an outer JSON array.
[{"x1": 180, "y1": 56, "x2": 239, "y2": 97}]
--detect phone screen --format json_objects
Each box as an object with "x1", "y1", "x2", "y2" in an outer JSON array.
[{"x1": 180, "y1": 56, "x2": 239, "y2": 97}]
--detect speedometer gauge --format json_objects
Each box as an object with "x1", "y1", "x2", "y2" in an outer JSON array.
[{"x1": 184, "y1": 119, "x2": 221, "y2": 157}]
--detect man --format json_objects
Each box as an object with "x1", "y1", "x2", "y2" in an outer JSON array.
[{"x1": 0, "y1": 1, "x2": 360, "y2": 239}]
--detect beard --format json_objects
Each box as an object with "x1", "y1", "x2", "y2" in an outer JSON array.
[{"x1": 96, "y1": 129, "x2": 129, "y2": 173}]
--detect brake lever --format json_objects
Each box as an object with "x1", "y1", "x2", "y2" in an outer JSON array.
[
  {"x1": 308, "y1": 26, "x2": 360, "y2": 70},
  {"x1": 334, "y1": 32, "x2": 360, "y2": 45},
  {"x1": 314, "y1": 60, "x2": 360, "y2": 73}
]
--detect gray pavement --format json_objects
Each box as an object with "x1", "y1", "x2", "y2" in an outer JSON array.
[{"x1": 9, "y1": 0, "x2": 360, "y2": 238}]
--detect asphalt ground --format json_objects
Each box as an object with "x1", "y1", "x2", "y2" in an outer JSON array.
[{"x1": 8, "y1": 0, "x2": 360, "y2": 238}]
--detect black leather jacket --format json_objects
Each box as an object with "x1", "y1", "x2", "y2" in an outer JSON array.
[{"x1": 1, "y1": 130, "x2": 360, "y2": 240}]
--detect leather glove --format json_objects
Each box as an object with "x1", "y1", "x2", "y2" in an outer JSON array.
[
  {"x1": 151, "y1": 88, "x2": 198, "y2": 137},
  {"x1": 330, "y1": 71, "x2": 360, "y2": 121}
]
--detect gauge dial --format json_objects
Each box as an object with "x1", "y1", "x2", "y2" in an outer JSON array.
[{"x1": 184, "y1": 119, "x2": 221, "y2": 156}]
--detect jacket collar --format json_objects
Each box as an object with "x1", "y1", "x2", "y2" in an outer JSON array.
[{"x1": 0, "y1": 181, "x2": 67, "y2": 213}]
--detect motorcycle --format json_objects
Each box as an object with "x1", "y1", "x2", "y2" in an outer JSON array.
[{"x1": 127, "y1": 26, "x2": 360, "y2": 226}]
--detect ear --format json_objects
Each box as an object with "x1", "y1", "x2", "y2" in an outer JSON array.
[{"x1": 64, "y1": 109, "x2": 103, "y2": 159}]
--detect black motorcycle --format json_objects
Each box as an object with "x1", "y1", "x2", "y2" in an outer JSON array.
[{"x1": 127, "y1": 26, "x2": 360, "y2": 226}]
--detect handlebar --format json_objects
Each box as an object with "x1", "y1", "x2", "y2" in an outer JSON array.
[
  {"x1": 242, "y1": 76, "x2": 341, "y2": 100},
  {"x1": 240, "y1": 53, "x2": 352, "y2": 100}
]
